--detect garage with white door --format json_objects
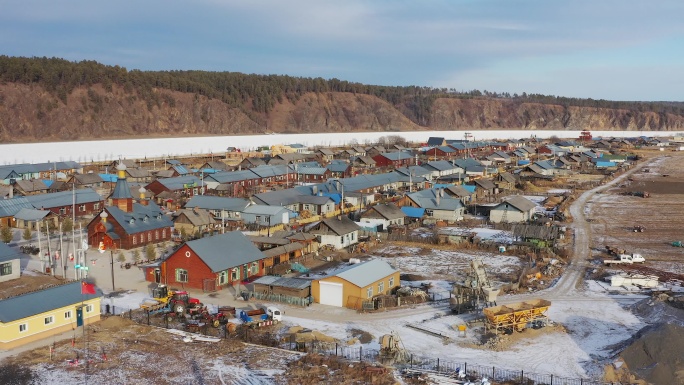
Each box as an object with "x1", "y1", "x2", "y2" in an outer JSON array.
[{"x1": 318, "y1": 281, "x2": 343, "y2": 307}]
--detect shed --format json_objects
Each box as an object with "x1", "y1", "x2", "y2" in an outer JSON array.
[{"x1": 252, "y1": 276, "x2": 312, "y2": 299}]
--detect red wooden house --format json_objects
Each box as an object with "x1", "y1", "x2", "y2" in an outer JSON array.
[
  {"x1": 143, "y1": 231, "x2": 268, "y2": 291},
  {"x1": 372, "y1": 152, "x2": 414, "y2": 168}
]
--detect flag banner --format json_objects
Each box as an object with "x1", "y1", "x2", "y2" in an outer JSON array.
[{"x1": 81, "y1": 282, "x2": 96, "y2": 295}]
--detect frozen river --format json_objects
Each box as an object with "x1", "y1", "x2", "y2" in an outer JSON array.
[{"x1": 0, "y1": 129, "x2": 669, "y2": 164}]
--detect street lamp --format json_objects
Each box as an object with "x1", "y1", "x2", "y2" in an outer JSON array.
[{"x1": 99, "y1": 211, "x2": 115, "y2": 292}]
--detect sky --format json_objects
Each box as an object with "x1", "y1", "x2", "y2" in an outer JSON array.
[{"x1": 1, "y1": 0, "x2": 683, "y2": 102}]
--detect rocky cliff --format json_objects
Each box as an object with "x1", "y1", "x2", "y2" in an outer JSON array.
[{"x1": 1, "y1": 83, "x2": 682, "y2": 143}]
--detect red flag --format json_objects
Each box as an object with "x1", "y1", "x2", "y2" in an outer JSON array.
[{"x1": 81, "y1": 282, "x2": 96, "y2": 295}]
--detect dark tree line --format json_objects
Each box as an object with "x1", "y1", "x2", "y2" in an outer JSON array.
[{"x1": 1, "y1": 55, "x2": 683, "y2": 125}]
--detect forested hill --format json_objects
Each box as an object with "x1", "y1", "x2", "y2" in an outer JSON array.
[{"x1": 1, "y1": 55, "x2": 683, "y2": 143}]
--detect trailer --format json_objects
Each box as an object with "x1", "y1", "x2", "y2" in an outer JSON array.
[{"x1": 483, "y1": 299, "x2": 551, "y2": 335}]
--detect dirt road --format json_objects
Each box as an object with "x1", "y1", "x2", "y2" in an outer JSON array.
[{"x1": 545, "y1": 157, "x2": 661, "y2": 300}]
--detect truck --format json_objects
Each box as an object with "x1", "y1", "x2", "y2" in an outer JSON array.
[
  {"x1": 238, "y1": 306, "x2": 282, "y2": 329},
  {"x1": 603, "y1": 253, "x2": 646, "y2": 265}
]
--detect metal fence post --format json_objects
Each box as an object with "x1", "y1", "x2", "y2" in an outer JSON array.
[
  {"x1": 550, "y1": 374, "x2": 553, "y2": 385},
  {"x1": 360, "y1": 346, "x2": 363, "y2": 362},
  {"x1": 520, "y1": 370, "x2": 524, "y2": 382},
  {"x1": 147, "y1": 311, "x2": 150, "y2": 325},
  {"x1": 437, "y1": 358, "x2": 439, "y2": 372},
  {"x1": 129, "y1": 309, "x2": 132, "y2": 319},
  {"x1": 492, "y1": 366, "x2": 495, "y2": 379},
  {"x1": 410, "y1": 354, "x2": 413, "y2": 368},
  {"x1": 335, "y1": 343, "x2": 338, "y2": 356}
]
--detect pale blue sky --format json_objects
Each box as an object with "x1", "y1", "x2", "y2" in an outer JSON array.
[{"x1": 2, "y1": 0, "x2": 682, "y2": 101}]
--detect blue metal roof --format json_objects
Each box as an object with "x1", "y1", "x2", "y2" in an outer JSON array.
[
  {"x1": 321, "y1": 193, "x2": 341, "y2": 204},
  {"x1": 401, "y1": 206, "x2": 425, "y2": 218},
  {"x1": 100, "y1": 174, "x2": 118, "y2": 183},
  {"x1": 184, "y1": 231, "x2": 266, "y2": 272},
  {"x1": 0, "y1": 197, "x2": 33, "y2": 217},
  {"x1": 0, "y1": 242, "x2": 21, "y2": 263},
  {"x1": 105, "y1": 202, "x2": 173, "y2": 235},
  {"x1": 0, "y1": 281, "x2": 102, "y2": 323},
  {"x1": 25, "y1": 189, "x2": 102, "y2": 209}
]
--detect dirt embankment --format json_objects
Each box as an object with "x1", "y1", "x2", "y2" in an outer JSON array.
[{"x1": 2, "y1": 82, "x2": 684, "y2": 143}]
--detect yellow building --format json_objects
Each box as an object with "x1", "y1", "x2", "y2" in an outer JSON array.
[
  {"x1": 311, "y1": 259, "x2": 400, "y2": 310},
  {"x1": 0, "y1": 281, "x2": 102, "y2": 349}
]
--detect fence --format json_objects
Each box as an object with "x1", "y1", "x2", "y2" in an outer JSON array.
[
  {"x1": 101, "y1": 304, "x2": 617, "y2": 385},
  {"x1": 242, "y1": 290, "x2": 313, "y2": 307}
]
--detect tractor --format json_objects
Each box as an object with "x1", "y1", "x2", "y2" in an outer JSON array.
[{"x1": 141, "y1": 285, "x2": 202, "y2": 316}]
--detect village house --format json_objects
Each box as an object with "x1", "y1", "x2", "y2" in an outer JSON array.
[
  {"x1": 172, "y1": 207, "x2": 218, "y2": 238},
  {"x1": 241, "y1": 205, "x2": 290, "y2": 227},
  {"x1": 308, "y1": 216, "x2": 361, "y2": 250},
  {"x1": 0, "y1": 242, "x2": 21, "y2": 283},
  {"x1": 145, "y1": 231, "x2": 267, "y2": 291},
  {"x1": 372, "y1": 152, "x2": 414, "y2": 168},
  {"x1": 358, "y1": 204, "x2": 406, "y2": 231},
  {"x1": 65, "y1": 173, "x2": 105, "y2": 189},
  {"x1": 145, "y1": 175, "x2": 205, "y2": 199},
  {"x1": 25, "y1": 188, "x2": 103, "y2": 219},
  {"x1": 326, "y1": 161, "x2": 352, "y2": 178},
  {"x1": 14, "y1": 179, "x2": 49, "y2": 196},
  {"x1": 422, "y1": 160, "x2": 464, "y2": 180},
  {"x1": 489, "y1": 196, "x2": 537, "y2": 223},
  {"x1": 184, "y1": 195, "x2": 251, "y2": 222},
  {"x1": 311, "y1": 259, "x2": 400, "y2": 309},
  {"x1": 0, "y1": 280, "x2": 102, "y2": 349},
  {"x1": 400, "y1": 188, "x2": 465, "y2": 222}
]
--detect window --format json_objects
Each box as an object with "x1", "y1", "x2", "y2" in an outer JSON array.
[
  {"x1": 340, "y1": 236, "x2": 344, "y2": 245},
  {"x1": 65, "y1": 310, "x2": 72, "y2": 319},
  {"x1": 175, "y1": 269, "x2": 188, "y2": 283},
  {"x1": 147, "y1": 233, "x2": 152, "y2": 242},
  {"x1": 193, "y1": 188, "x2": 198, "y2": 195},
  {"x1": 140, "y1": 234, "x2": 144, "y2": 243},
  {"x1": 79, "y1": 205, "x2": 86, "y2": 212},
  {"x1": 155, "y1": 231, "x2": 159, "y2": 240},
  {"x1": 251, "y1": 262, "x2": 259, "y2": 275},
  {"x1": 132, "y1": 236, "x2": 137, "y2": 245},
  {"x1": 0, "y1": 262, "x2": 12, "y2": 276},
  {"x1": 389, "y1": 277, "x2": 395, "y2": 288},
  {"x1": 231, "y1": 268, "x2": 240, "y2": 281},
  {"x1": 85, "y1": 304, "x2": 93, "y2": 313},
  {"x1": 366, "y1": 287, "x2": 373, "y2": 299},
  {"x1": 378, "y1": 281, "x2": 385, "y2": 294},
  {"x1": 19, "y1": 323, "x2": 27, "y2": 333},
  {"x1": 162, "y1": 229, "x2": 166, "y2": 238},
  {"x1": 44, "y1": 316, "x2": 54, "y2": 325},
  {"x1": 94, "y1": 203, "x2": 100, "y2": 210},
  {"x1": 351, "y1": 232, "x2": 355, "y2": 241},
  {"x1": 219, "y1": 271, "x2": 228, "y2": 285},
  {"x1": 59, "y1": 208, "x2": 66, "y2": 215}
]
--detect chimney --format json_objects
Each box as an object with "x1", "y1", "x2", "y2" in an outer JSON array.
[{"x1": 436, "y1": 192, "x2": 441, "y2": 206}]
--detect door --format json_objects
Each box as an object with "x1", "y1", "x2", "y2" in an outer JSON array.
[
  {"x1": 154, "y1": 268, "x2": 161, "y2": 284},
  {"x1": 76, "y1": 306, "x2": 83, "y2": 327},
  {"x1": 319, "y1": 281, "x2": 343, "y2": 307}
]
